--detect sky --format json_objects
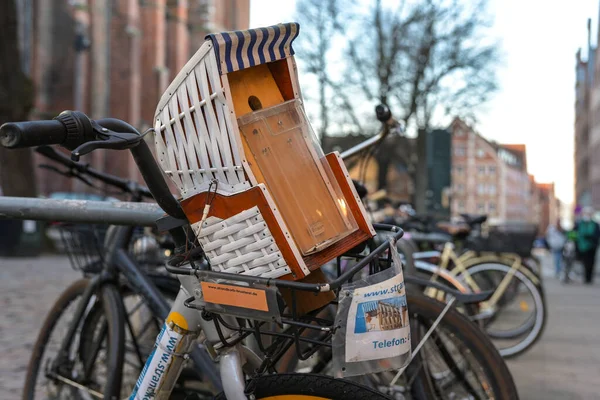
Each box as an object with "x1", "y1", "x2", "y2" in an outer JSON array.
[{"x1": 250, "y1": 0, "x2": 600, "y2": 205}]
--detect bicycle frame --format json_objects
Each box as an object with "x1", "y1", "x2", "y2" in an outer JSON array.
[
  {"x1": 424, "y1": 243, "x2": 540, "y2": 310},
  {"x1": 54, "y1": 225, "x2": 223, "y2": 394},
  {"x1": 0, "y1": 113, "x2": 493, "y2": 399}
]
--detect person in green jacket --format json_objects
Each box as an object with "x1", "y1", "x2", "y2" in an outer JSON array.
[{"x1": 574, "y1": 207, "x2": 600, "y2": 284}]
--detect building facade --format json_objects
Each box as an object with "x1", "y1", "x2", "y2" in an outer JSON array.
[
  {"x1": 450, "y1": 118, "x2": 503, "y2": 221},
  {"x1": 16, "y1": 0, "x2": 250, "y2": 196},
  {"x1": 575, "y1": 16, "x2": 600, "y2": 209},
  {"x1": 450, "y1": 118, "x2": 557, "y2": 231}
]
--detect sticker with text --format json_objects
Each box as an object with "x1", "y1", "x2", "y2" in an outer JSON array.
[{"x1": 201, "y1": 282, "x2": 269, "y2": 312}]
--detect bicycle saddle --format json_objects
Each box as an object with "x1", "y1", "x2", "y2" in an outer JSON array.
[{"x1": 460, "y1": 213, "x2": 488, "y2": 226}]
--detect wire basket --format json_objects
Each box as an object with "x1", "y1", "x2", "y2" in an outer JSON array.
[
  {"x1": 166, "y1": 224, "x2": 405, "y2": 374},
  {"x1": 468, "y1": 223, "x2": 538, "y2": 258},
  {"x1": 57, "y1": 223, "x2": 109, "y2": 273},
  {"x1": 56, "y1": 223, "x2": 169, "y2": 273}
]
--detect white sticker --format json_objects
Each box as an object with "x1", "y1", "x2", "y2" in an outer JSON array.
[
  {"x1": 344, "y1": 250, "x2": 411, "y2": 363},
  {"x1": 23, "y1": 220, "x2": 36, "y2": 233},
  {"x1": 130, "y1": 323, "x2": 183, "y2": 400}
]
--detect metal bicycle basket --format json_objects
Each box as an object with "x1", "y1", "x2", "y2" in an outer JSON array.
[
  {"x1": 56, "y1": 223, "x2": 167, "y2": 273},
  {"x1": 468, "y1": 222, "x2": 538, "y2": 258},
  {"x1": 56, "y1": 223, "x2": 109, "y2": 273}
]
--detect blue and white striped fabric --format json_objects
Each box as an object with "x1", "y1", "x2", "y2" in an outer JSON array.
[{"x1": 206, "y1": 23, "x2": 300, "y2": 75}]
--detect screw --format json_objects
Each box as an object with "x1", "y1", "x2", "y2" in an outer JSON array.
[{"x1": 194, "y1": 288, "x2": 202, "y2": 297}]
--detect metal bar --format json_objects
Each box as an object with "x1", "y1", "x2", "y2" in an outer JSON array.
[
  {"x1": 389, "y1": 297, "x2": 457, "y2": 387},
  {"x1": 47, "y1": 372, "x2": 103, "y2": 399},
  {"x1": 339, "y1": 131, "x2": 386, "y2": 161},
  {"x1": 0, "y1": 197, "x2": 164, "y2": 226}
]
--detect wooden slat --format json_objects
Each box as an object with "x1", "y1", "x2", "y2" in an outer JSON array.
[{"x1": 325, "y1": 152, "x2": 376, "y2": 236}]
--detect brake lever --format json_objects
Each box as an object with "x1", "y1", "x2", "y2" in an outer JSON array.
[{"x1": 71, "y1": 121, "x2": 145, "y2": 161}]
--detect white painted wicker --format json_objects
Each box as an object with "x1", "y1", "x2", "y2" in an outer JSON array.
[
  {"x1": 192, "y1": 206, "x2": 291, "y2": 278},
  {"x1": 154, "y1": 42, "x2": 249, "y2": 198}
]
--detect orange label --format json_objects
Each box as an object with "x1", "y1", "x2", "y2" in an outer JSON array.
[{"x1": 201, "y1": 282, "x2": 269, "y2": 312}]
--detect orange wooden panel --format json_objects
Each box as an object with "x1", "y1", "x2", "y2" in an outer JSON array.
[
  {"x1": 240, "y1": 114, "x2": 352, "y2": 255},
  {"x1": 228, "y1": 64, "x2": 356, "y2": 256},
  {"x1": 303, "y1": 230, "x2": 371, "y2": 271},
  {"x1": 267, "y1": 59, "x2": 295, "y2": 101},
  {"x1": 227, "y1": 63, "x2": 284, "y2": 116},
  {"x1": 325, "y1": 152, "x2": 375, "y2": 237},
  {"x1": 181, "y1": 187, "x2": 307, "y2": 279}
]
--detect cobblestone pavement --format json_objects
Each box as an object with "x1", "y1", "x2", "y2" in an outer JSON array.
[
  {"x1": 1, "y1": 253, "x2": 600, "y2": 399},
  {"x1": 0, "y1": 255, "x2": 78, "y2": 399},
  {"x1": 506, "y1": 255, "x2": 600, "y2": 400}
]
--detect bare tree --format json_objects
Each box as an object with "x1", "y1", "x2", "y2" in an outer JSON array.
[
  {"x1": 295, "y1": 0, "x2": 364, "y2": 145},
  {"x1": 301, "y1": 0, "x2": 498, "y2": 211},
  {"x1": 0, "y1": 0, "x2": 37, "y2": 197}
]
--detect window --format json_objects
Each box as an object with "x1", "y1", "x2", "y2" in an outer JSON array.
[
  {"x1": 477, "y1": 183, "x2": 485, "y2": 194},
  {"x1": 458, "y1": 201, "x2": 465, "y2": 211},
  {"x1": 489, "y1": 203, "x2": 497, "y2": 212},
  {"x1": 478, "y1": 166, "x2": 485, "y2": 175},
  {"x1": 455, "y1": 128, "x2": 465, "y2": 137},
  {"x1": 488, "y1": 184, "x2": 497, "y2": 195},
  {"x1": 477, "y1": 148, "x2": 485, "y2": 158},
  {"x1": 488, "y1": 166, "x2": 496, "y2": 174},
  {"x1": 456, "y1": 184, "x2": 464, "y2": 193},
  {"x1": 455, "y1": 165, "x2": 464, "y2": 175},
  {"x1": 477, "y1": 203, "x2": 485, "y2": 212},
  {"x1": 455, "y1": 147, "x2": 466, "y2": 156}
]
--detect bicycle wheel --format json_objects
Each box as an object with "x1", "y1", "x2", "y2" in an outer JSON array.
[
  {"x1": 459, "y1": 262, "x2": 546, "y2": 358},
  {"x1": 216, "y1": 373, "x2": 392, "y2": 399},
  {"x1": 373, "y1": 293, "x2": 518, "y2": 400},
  {"x1": 23, "y1": 279, "x2": 124, "y2": 400}
]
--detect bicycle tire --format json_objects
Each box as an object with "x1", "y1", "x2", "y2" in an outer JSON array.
[
  {"x1": 22, "y1": 279, "x2": 125, "y2": 400},
  {"x1": 405, "y1": 293, "x2": 519, "y2": 400},
  {"x1": 80, "y1": 281, "x2": 216, "y2": 398},
  {"x1": 215, "y1": 373, "x2": 393, "y2": 399},
  {"x1": 461, "y1": 262, "x2": 546, "y2": 358}
]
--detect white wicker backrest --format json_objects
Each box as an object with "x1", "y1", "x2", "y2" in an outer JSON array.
[
  {"x1": 192, "y1": 205, "x2": 292, "y2": 278},
  {"x1": 154, "y1": 41, "x2": 250, "y2": 198}
]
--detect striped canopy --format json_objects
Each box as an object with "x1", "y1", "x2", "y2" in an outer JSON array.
[{"x1": 206, "y1": 23, "x2": 300, "y2": 75}]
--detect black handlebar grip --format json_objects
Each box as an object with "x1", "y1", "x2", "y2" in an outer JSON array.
[
  {"x1": 0, "y1": 120, "x2": 67, "y2": 149},
  {"x1": 375, "y1": 104, "x2": 392, "y2": 123}
]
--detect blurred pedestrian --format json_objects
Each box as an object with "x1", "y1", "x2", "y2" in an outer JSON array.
[
  {"x1": 574, "y1": 207, "x2": 600, "y2": 284},
  {"x1": 546, "y1": 221, "x2": 566, "y2": 278}
]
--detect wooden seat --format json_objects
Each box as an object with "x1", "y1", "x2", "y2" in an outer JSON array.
[{"x1": 154, "y1": 23, "x2": 375, "y2": 281}]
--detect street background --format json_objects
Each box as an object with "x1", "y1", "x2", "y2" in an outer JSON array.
[{"x1": 1, "y1": 252, "x2": 599, "y2": 399}]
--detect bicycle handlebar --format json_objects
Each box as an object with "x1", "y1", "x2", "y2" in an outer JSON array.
[
  {"x1": 36, "y1": 145, "x2": 153, "y2": 199},
  {"x1": 0, "y1": 111, "x2": 95, "y2": 150},
  {"x1": 339, "y1": 104, "x2": 403, "y2": 161},
  {"x1": 0, "y1": 111, "x2": 186, "y2": 220}
]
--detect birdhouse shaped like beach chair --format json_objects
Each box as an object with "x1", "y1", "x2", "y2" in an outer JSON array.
[{"x1": 154, "y1": 23, "x2": 375, "y2": 281}]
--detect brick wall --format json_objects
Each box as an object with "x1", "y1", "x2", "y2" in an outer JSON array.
[{"x1": 25, "y1": 0, "x2": 249, "y2": 197}]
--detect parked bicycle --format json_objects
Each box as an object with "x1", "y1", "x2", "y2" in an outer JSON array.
[
  {"x1": 396, "y1": 213, "x2": 546, "y2": 358},
  {"x1": 0, "y1": 22, "x2": 519, "y2": 399}
]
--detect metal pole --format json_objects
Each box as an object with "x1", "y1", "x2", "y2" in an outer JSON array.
[{"x1": 0, "y1": 197, "x2": 164, "y2": 226}]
